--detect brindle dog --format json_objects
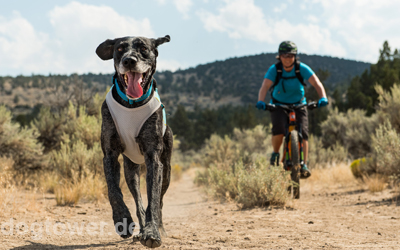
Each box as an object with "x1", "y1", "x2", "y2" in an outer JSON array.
[{"x1": 96, "y1": 35, "x2": 172, "y2": 248}]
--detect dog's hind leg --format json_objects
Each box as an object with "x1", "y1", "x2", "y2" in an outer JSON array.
[
  {"x1": 123, "y1": 155, "x2": 146, "y2": 242},
  {"x1": 158, "y1": 126, "x2": 173, "y2": 237}
]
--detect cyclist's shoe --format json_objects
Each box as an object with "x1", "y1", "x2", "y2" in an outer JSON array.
[
  {"x1": 300, "y1": 164, "x2": 311, "y2": 179},
  {"x1": 270, "y1": 152, "x2": 280, "y2": 166}
]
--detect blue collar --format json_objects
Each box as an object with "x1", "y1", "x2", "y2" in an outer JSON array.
[{"x1": 113, "y1": 77, "x2": 153, "y2": 104}]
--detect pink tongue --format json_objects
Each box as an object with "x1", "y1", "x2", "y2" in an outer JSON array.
[{"x1": 126, "y1": 72, "x2": 143, "y2": 99}]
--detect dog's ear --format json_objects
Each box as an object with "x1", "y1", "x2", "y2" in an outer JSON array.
[
  {"x1": 154, "y1": 35, "x2": 170, "y2": 47},
  {"x1": 96, "y1": 39, "x2": 118, "y2": 60}
]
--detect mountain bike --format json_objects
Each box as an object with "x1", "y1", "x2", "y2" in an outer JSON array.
[{"x1": 265, "y1": 102, "x2": 318, "y2": 199}]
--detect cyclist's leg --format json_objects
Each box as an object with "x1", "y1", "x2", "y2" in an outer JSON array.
[
  {"x1": 270, "y1": 108, "x2": 287, "y2": 166},
  {"x1": 272, "y1": 135, "x2": 284, "y2": 153},
  {"x1": 296, "y1": 107, "x2": 311, "y2": 178},
  {"x1": 303, "y1": 140, "x2": 308, "y2": 163}
]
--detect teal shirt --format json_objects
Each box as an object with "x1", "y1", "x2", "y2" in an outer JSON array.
[{"x1": 264, "y1": 62, "x2": 314, "y2": 104}]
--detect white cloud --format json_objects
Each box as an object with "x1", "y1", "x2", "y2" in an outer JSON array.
[
  {"x1": 0, "y1": 2, "x2": 156, "y2": 75},
  {"x1": 197, "y1": 0, "x2": 346, "y2": 58},
  {"x1": 306, "y1": 15, "x2": 318, "y2": 23},
  {"x1": 198, "y1": 0, "x2": 400, "y2": 62},
  {"x1": 172, "y1": 0, "x2": 193, "y2": 19},
  {"x1": 0, "y1": 12, "x2": 52, "y2": 74},
  {"x1": 48, "y1": 1, "x2": 155, "y2": 74},
  {"x1": 197, "y1": 0, "x2": 273, "y2": 42},
  {"x1": 313, "y1": 0, "x2": 400, "y2": 62},
  {"x1": 273, "y1": 3, "x2": 287, "y2": 13},
  {"x1": 156, "y1": 59, "x2": 185, "y2": 72}
]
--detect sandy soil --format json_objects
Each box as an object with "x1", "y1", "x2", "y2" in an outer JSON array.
[{"x1": 1, "y1": 169, "x2": 400, "y2": 250}]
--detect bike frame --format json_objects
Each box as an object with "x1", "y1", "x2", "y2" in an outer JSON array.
[{"x1": 283, "y1": 109, "x2": 304, "y2": 170}]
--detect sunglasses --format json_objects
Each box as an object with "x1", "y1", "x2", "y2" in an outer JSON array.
[{"x1": 281, "y1": 54, "x2": 295, "y2": 58}]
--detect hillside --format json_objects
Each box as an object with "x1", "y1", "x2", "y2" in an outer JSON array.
[
  {"x1": 0, "y1": 53, "x2": 370, "y2": 113},
  {"x1": 155, "y1": 53, "x2": 370, "y2": 110}
]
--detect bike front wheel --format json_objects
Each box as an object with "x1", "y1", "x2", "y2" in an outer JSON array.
[{"x1": 290, "y1": 130, "x2": 300, "y2": 199}]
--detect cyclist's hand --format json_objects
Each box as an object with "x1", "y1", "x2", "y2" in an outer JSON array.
[
  {"x1": 256, "y1": 101, "x2": 266, "y2": 110},
  {"x1": 318, "y1": 97, "x2": 328, "y2": 107}
]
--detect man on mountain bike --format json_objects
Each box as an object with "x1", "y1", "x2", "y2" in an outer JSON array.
[{"x1": 256, "y1": 41, "x2": 328, "y2": 178}]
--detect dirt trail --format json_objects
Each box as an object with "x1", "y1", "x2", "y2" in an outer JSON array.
[{"x1": 1, "y1": 169, "x2": 400, "y2": 250}]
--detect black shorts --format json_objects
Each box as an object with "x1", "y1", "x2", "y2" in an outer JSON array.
[{"x1": 270, "y1": 107, "x2": 309, "y2": 140}]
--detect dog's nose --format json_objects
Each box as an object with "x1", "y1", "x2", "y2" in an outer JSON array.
[{"x1": 122, "y1": 57, "x2": 137, "y2": 67}]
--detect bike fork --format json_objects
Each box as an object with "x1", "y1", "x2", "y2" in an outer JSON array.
[{"x1": 298, "y1": 123, "x2": 304, "y2": 166}]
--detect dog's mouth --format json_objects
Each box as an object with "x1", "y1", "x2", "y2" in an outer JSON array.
[{"x1": 121, "y1": 70, "x2": 150, "y2": 100}]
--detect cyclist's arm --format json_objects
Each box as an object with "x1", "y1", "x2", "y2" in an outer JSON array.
[
  {"x1": 258, "y1": 78, "x2": 274, "y2": 101},
  {"x1": 308, "y1": 74, "x2": 327, "y2": 99}
]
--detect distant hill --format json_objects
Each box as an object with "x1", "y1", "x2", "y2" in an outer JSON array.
[
  {"x1": 0, "y1": 53, "x2": 370, "y2": 113},
  {"x1": 155, "y1": 53, "x2": 370, "y2": 110}
]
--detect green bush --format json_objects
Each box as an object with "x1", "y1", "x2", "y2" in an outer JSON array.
[
  {"x1": 204, "y1": 158, "x2": 292, "y2": 208},
  {"x1": 0, "y1": 105, "x2": 46, "y2": 172},
  {"x1": 50, "y1": 135, "x2": 103, "y2": 181},
  {"x1": 197, "y1": 125, "x2": 315, "y2": 208},
  {"x1": 368, "y1": 121, "x2": 400, "y2": 179},
  {"x1": 320, "y1": 108, "x2": 379, "y2": 159},
  {"x1": 376, "y1": 84, "x2": 400, "y2": 133},
  {"x1": 201, "y1": 125, "x2": 272, "y2": 169},
  {"x1": 308, "y1": 135, "x2": 348, "y2": 169}
]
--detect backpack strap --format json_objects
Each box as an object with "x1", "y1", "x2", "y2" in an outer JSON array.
[
  {"x1": 270, "y1": 60, "x2": 306, "y2": 93},
  {"x1": 294, "y1": 60, "x2": 306, "y2": 87},
  {"x1": 269, "y1": 61, "x2": 283, "y2": 92}
]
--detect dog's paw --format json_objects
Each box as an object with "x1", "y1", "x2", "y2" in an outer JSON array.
[
  {"x1": 140, "y1": 225, "x2": 162, "y2": 248},
  {"x1": 113, "y1": 216, "x2": 135, "y2": 239},
  {"x1": 132, "y1": 233, "x2": 142, "y2": 243}
]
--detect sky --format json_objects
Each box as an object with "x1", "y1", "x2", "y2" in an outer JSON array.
[{"x1": 0, "y1": 0, "x2": 399, "y2": 76}]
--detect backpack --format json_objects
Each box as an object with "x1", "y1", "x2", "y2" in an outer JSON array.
[{"x1": 270, "y1": 60, "x2": 306, "y2": 93}]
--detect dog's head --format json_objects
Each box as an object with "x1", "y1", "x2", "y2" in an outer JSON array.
[{"x1": 96, "y1": 35, "x2": 170, "y2": 100}]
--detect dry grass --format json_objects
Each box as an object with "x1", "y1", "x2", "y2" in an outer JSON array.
[
  {"x1": 0, "y1": 157, "x2": 16, "y2": 216},
  {"x1": 303, "y1": 163, "x2": 356, "y2": 191},
  {"x1": 39, "y1": 171, "x2": 60, "y2": 194},
  {"x1": 55, "y1": 183, "x2": 82, "y2": 206},
  {"x1": 363, "y1": 174, "x2": 388, "y2": 193},
  {"x1": 53, "y1": 174, "x2": 107, "y2": 206}
]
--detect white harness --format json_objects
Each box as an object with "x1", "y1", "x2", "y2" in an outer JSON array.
[{"x1": 105, "y1": 88, "x2": 166, "y2": 164}]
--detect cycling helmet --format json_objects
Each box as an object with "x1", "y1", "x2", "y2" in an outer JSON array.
[{"x1": 278, "y1": 41, "x2": 297, "y2": 55}]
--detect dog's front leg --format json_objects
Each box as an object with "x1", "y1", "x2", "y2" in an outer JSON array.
[
  {"x1": 141, "y1": 149, "x2": 164, "y2": 248},
  {"x1": 103, "y1": 152, "x2": 135, "y2": 238},
  {"x1": 101, "y1": 102, "x2": 134, "y2": 238}
]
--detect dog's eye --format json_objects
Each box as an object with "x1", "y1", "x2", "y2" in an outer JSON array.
[
  {"x1": 141, "y1": 46, "x2": 148, "y2": 52},
  {"x1": 117, "y1": 47, "x2": 123, "y2": 52}
]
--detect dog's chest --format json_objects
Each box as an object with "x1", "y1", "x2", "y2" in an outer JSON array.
[{"x1": 105, "y1": 90, "x2": 165, "y2": 164}]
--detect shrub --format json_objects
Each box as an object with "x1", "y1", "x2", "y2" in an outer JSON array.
[
  {"x1": 201, "y1": 125, "x2": 272, "y2": 170},
  {"x1": 50, "y1": 136, "x2": 103, "y2": 181},
  {"x1": 368, "y1": 121, "x2": 400, "y2": 179},
  {"x1": 196, "y1": 126, "x2": 294, "y2": 208},
  {"x1": 376, "y1": 84, "x2": 400, "y2": 133},
  {"x1": 308, "y1": 135, "x2": 348, "y2": 169},
  {"x1": 0, "y1": 105, "x2": 46, "y2": 172},
  {"x1": 205, "y1": 158, "x2": 292, "y2": 208},
  {"x1": 320, "y1": 108, "x2": 379, "y2": 159}
]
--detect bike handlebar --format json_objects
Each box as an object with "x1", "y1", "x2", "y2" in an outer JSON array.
[{"x1": 264, "y1": 102, "x2": 319, "y2": 112}]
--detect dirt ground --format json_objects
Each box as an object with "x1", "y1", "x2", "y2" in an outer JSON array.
[{"x1": 1, "y1": 168, "x2": 400, "y2": 250}]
